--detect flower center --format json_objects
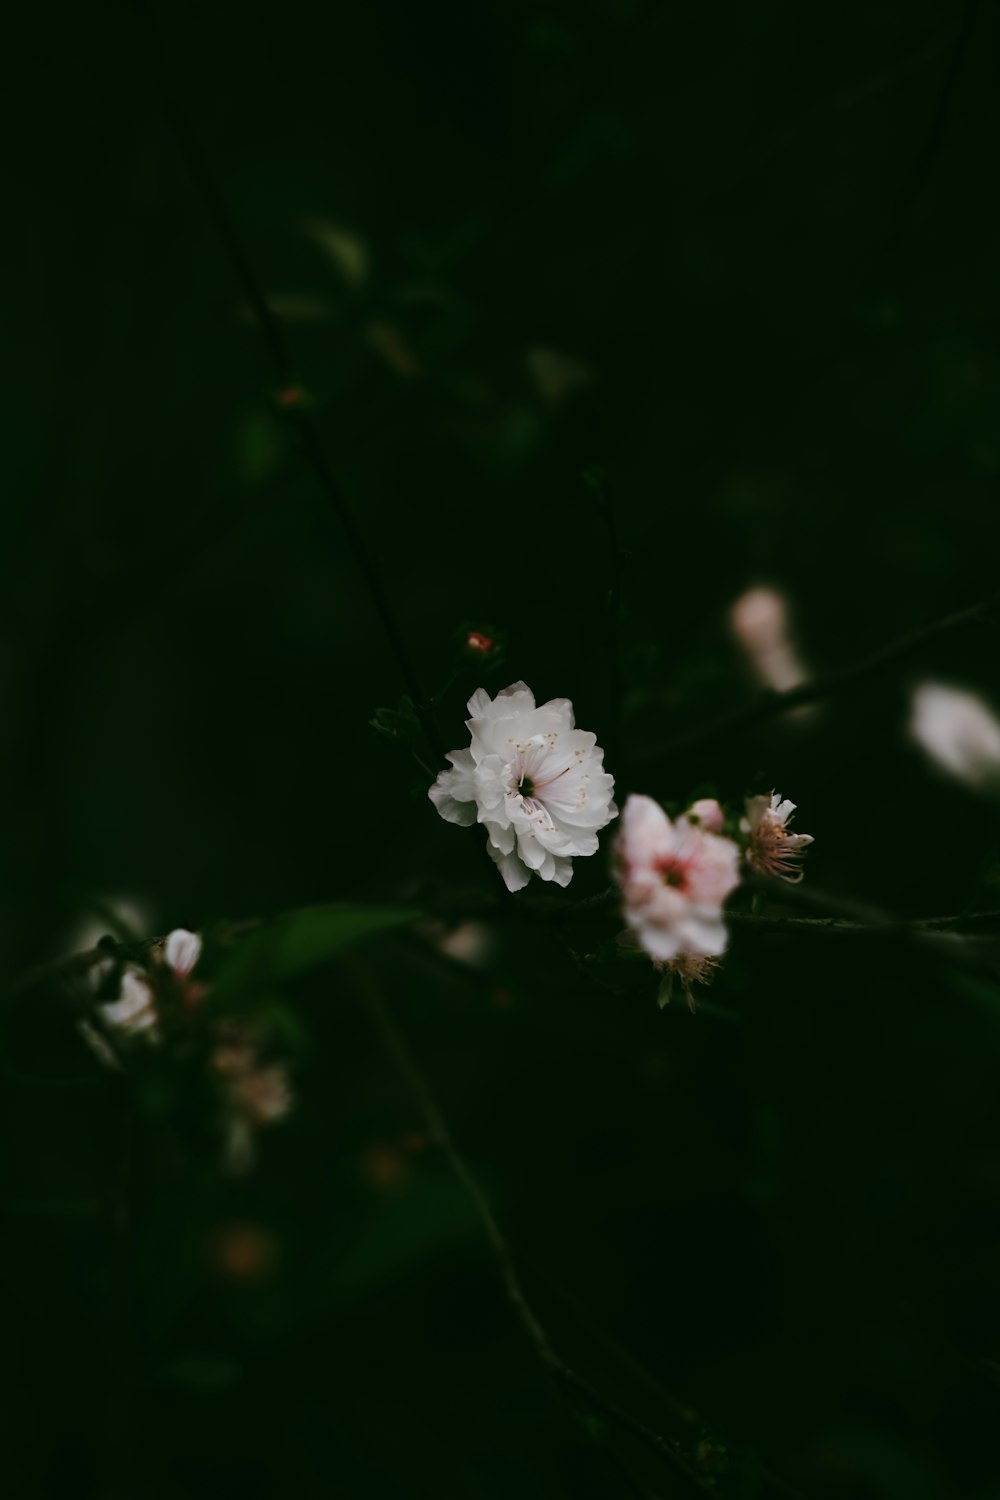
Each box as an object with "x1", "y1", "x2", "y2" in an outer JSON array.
[
  {"x1": 518, "y1": 776, "x2": 536, "y2": 798},
  {"x1": 661, "y1": 863, "x2": 687, "y2": 890}
]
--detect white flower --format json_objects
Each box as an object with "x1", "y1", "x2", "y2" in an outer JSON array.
[
  {"x1": 729, "y1": 585, "x2": 808, "y2": 694},
  {"x1": 163, "y1": 928, "x2": 202, "y2": 980},
  {"x1": 98, "y1": 967, "x2": 158, "y2": 1037},
  {"x1": 911, "y1": 682, "x2": 1000, "y2": 789},
  {"x1": 615, "y1": 794, "x2": 741, "y2": 962},
  {"x1": 741, "y1": 792, "x2": 813, "y2": 882},
  {"x1": 429, "y1": 682, "x2": 617, "y2": 892}
]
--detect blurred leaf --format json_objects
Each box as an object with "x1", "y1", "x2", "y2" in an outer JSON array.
[
  {"x1": 370, "y1": 695, "x2": 421, "y2": 743},
  {"x1": 210, "y1": 903, "x2": 421, "y2": 1005},
  {"x1": 158, "y1": 1352, "x2": 243, "y2": 1394},
  {"x1": 232, "y1": 408, "x2": 286, "y2": 486}
]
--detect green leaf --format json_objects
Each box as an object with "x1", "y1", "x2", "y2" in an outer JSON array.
[
  {"x1": 369, "y1": 696, "x2": 421, "y2": 746},
  {"x1": 210, "y1": 903, "x2": 421, "y2": 1005}
]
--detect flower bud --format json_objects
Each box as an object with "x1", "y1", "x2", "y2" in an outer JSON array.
[{"x1": 686, "y1": 797, "x2": 724, "y2": 832}]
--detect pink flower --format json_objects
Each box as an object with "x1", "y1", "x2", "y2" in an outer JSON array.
[
  {"x1": 741, "y1": 792, "x2": 813, "y2": 882},
  {"x1": 615, "y1": 794, "x2": 741, "y2": 962},
  {"x1": 686, "y1": 797, "x2": 725, "y2": 832}
]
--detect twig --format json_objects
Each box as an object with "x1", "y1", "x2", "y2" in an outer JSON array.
[
  {"x1": 359, "y1": 967, "x2": 733, "y2": 1496},
  {"x1": 586, "y1": 469, "x2": 625, "y2": 778},
  {"x1": 12, "y1": 878, "x2": 1000, "y2": 1009},
  {"x1": 163, "y1": 101, "x2": 444, "y2": 765},
  {"x1": 727, "y1": 910, "x2": 1000, "y2": 938},
  {"x1": 5, "y1": 936, "x2": 165, "y2": 1002},
  {"x1": 890, "y1": 0, "x2": 981, "y2": 229},
  {"x1": 428, "y1": 877, "x2": 1000, "y2": 943},
  {"x1": 639, "y1": 588, "x2": 1000, "y2": 759}
]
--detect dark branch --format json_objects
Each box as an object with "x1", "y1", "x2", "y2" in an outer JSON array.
[
  {"x1": 163, "y1": 101, "x2": 445, "y2": 765},
  {"x1": 728, "y1": 910, "x2": 1000, "y2": 938},
  {"x1": 585, "y1": 469, "x2": 626, "y2": 779},
  {"x1": 639, "y1": 588, "x2": 1000, "y2": 760},
  {"x1": 359, "y1": 966, "x2": 742, "y2": 1496},
  {"x1": 6, "y1": 936, "x2": 166, "y2": 1003},
  {"x1": 891, "y1": 0, "x2": 981, "y2": 227}
]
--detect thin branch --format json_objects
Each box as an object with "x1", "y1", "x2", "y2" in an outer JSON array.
[
  {"x1": 11, "y1": 880, "x2": 1000, "y2": 1007},
  {"x1": 727, "y1": 910, "x2": 1000, "y2": 938},
  {"x1": 359, "y1": 967, "x2": 736, "y2": 1496},
  {"x1": 890, "y1": 0, "x2": 981, "y2": 229},
  {"x1": 639, "y1": 588, "x2": 1000, "y2": 759},
  {"x1": 429, "y1": 877, "x2": 1000, "y2": 942},
  {"x1": 6, "y1": 936, "x2": 166, "y2": 1002},
  {"x1": 586, "y1": 469, "x2": 626, "y2": 778},
  {"x1": 163, "y1": 101, "x2": 444, "y2": 765}
]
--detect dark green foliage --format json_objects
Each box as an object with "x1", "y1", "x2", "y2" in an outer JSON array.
[{"x1": 4, "y1": 0, "x2": 1000, "y2": 1496}]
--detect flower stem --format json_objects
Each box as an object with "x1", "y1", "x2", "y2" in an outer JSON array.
[
  {"x1": 637, "y1": 587, "x2": 1000, "y2": 760},
  {"x1": 357, "y1": 962, "x2": 788, "y2": 1496},
  {"x1": 162, "y1": 99, "x2": 445, "y2": 765}
]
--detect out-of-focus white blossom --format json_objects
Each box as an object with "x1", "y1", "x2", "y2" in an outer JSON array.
[
  {"x1": 429, "y1": 682, "x2": 617, "y2": 892},
  {"x1": 212, "y1": 1024, "x2": 294, "y2": 1176},
  {"x1": 686, "y1": 797, "x2": 725, "y2": 832},
  {"x1": 741, "y1": 793, "x2": 813, "y2": 882},
  {"x1": 435, "y1": 921, "x2": 496, "y2": 969},
  {"x1": 98, "y1": 967, "x2": 158, "y2": 1038},
  {"x1": 615, "y1": 794, "x2": 741, "y2": 963},
  {"x1": 163, "y1": 928, "x2": 202, "y2": 980},
  {"x1": 729, "y1": 586, "x2": 808, "y2": 695},
  {"x1": 910, "y1": 682, "x2": 1000, "y2": 789}
]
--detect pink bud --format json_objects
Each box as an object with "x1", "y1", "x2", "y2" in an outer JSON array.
[
  {"x1": 467, "y1": 630, "x2": 494, "y2": 654},
  {"x1": 687, "y1": 797, "x2": 724, "y2": 832}
]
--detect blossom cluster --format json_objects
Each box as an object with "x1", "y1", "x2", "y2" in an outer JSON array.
[
  {"x1": 615, "y1": 790, "x2": 812, "y2": 1005},
  {"x1": 81, "y1": 927, "x2": 294, "y2": 1172},
  {"x1": 429, "y1": 682, "x2": 813, "y2": 1006}
]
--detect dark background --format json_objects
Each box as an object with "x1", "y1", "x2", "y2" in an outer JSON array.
[{"x1": 3, "y1": 1, "x2": 1000, "y2": 1495}]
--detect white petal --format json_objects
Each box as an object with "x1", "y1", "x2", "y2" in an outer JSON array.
[
  {"x1": 467, "y1": 682, "x2": 536, "y2": 720},
  {"x1": 100, "y1": 969, "x2": 157, "y2": 1035},
  {"x1": 486, "y1": 821, "x2": 516, "y2": 854},
  {"x1": 486, "y1": 840, "x2": 532, "y2": 892},
  {"x1": 518, "y1": 835, "x2": 547, "y2": 870},
  {"x1": 679, "y1": 910, "x2": 730, "y2": 958},
  {"x1": 466, "y1": 688, "x2": 494, "y2": 718},
  {"x1": 429, "y1": 766, "x2": 477, "y2": 826},
  {"x1": 164, "y1": 928, "x2": 202, "y2": 979},
  {"x1": 538, "y1": 696, "x2": 575, "y2": 727}
]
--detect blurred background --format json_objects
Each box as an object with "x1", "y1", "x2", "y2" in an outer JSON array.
[{"x1": 3, "y1": 1, "x2": 1000, "y2": 1495}]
